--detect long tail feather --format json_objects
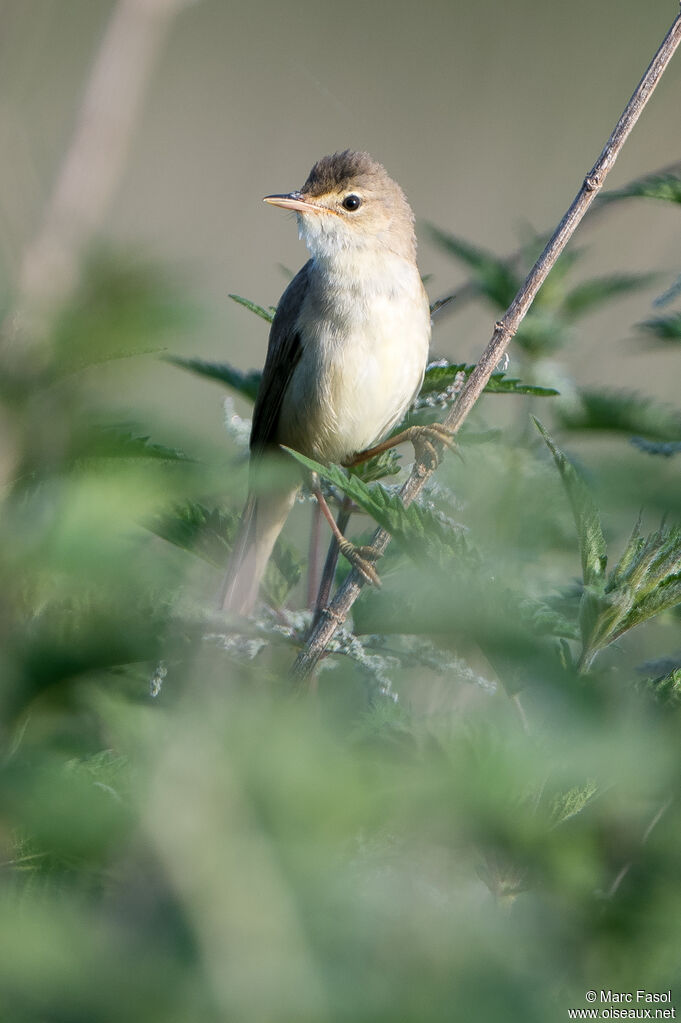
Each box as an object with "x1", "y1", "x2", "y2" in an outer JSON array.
[{"x1": 220, "y1": 488, "x2": 297, "y2": 615}]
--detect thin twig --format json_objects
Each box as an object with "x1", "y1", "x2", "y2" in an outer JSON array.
[{"x1": 292, "y1": 7, "x2": 681, "y2": 682}]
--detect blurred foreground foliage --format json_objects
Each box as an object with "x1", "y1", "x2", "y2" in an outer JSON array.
[{"x1": 1, "y1": 177, "x2": 681, "y2": 1021}]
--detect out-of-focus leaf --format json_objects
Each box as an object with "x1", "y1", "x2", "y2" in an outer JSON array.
[
  {"x1": 563, "y1": 274, "x2": 656, "y2": 319},
  {"x1": 549, "y1": 781, "x2": 599, "y2": 826},
  {"x1": 653, "y1": 273, "x2": 681, "y2": 308},
  {"x1": 514, "y1": 310, "x2": 570, "y2": 355},
  {"x1": 148, "y1": 502, "x2": 238, "y2": 567},
  {"x1": 638, "y1": 664, "x2": 681, "y2": 707},
  {"x1": 638, "y1": 312, "x2": 681, "y2": 342},
  {"x1": 147, "y1": 500, "x2": 302, "y2": 606},
  {"x1": 534, "y1": 419, "x2": 607, "y2": 590},
  {"x1": 228, "y1": 293, "x2": 275, "y2": 323},
  {"x1": 558, "y1": 389, "x2": 681, "y2": 442},
  {"x1": 166, "y1": 356, "x2": 261, "y2": 402},
  {"x1": 52, "y1": 252, "x2": 195, "y2": 376},
  {"x1": 601, "y1": 172, "x2": 681, "y2": 205},
  {"x1": 630, "y1": 437, "x2": 681, "y2": 457},
  {"x1": 427, "y1": 227, "x2": 520, "y2": 308},
  {"x1": 76, "y1": 426, "x2": 192, "y2": 463}
]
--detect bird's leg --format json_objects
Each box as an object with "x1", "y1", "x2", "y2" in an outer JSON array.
[
  {"x1": 345, "y1": 422, "x2": 459, "y2": 471},
  {"x1": 307, "y1": 498, "x2": 323, "y2": 608},
  {"x1": 312, "y1": 482, "x2": 381, "y2": 588},
  {"x1": 310, "y1": 496, "x2": 352, "y2": 629}
]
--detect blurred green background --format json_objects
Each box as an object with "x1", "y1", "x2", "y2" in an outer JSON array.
[{"x1": 1, "y1": 2, "x2": 681, "y2": 1021}]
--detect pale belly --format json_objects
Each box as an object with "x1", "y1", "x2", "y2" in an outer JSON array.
[{"x1": 279, "y1": 282, "x2": 431, "y2": 465}]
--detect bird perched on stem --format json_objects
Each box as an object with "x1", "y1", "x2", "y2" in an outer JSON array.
[{"x1": 221, "y1": 150, "x2": 449, "y2": 616}]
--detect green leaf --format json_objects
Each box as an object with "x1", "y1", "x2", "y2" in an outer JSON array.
[
  {"x1": 653, "y1": 272, "x2": 681, "y2": 308},
  {"x1": 229, "y1": 293, "x2": 275, "y2": 323},
  {"x1": 630, "y1": 437, "x2": 681, "y2": 457},
  {"x1": 52, "y1": 252, "x2": 195, "y2": 376},
  {"x1": 533, "y1": 419, "x2": 607, "y2": 590},
  {"x1": 147, "y1": 501, "x2": 237, "y2": 567},
  {"x1": 427, "y1": 227, "x2": 520, "y2": 308},
  {"x1": 166, "y1": 356, "x2": 261, "y2": 402},
  {"x1": 419, "y1": 362, "x2": 558, "y2": 398},
  {"x1": 78, "y1": 426, "x2": 192, "y2": 463},
  {"x1": 348, "y1": 449, "x2": 402, "y2": 483},
  {"x1": 639, "y1": 312, "x2": 681, "y2": 342},
  {"x1": 602, "y1": 172, "x2": 681, "y2": 205},
  {"x1": 549, "y1": 781, "x2": 598, "y2": 826},
  {"x1": 485, "y1": 373, "x2": 558, "y2": 397},
  {"x1": 562, "y1": 274, "x2": 656, "y2": 319},
  {"x1": 147, "y1": 500, "x2": 302, "y2": 605},
  {"x1": 638, "y1": 664, "x2": 681, "y2": 707},
  {"x1": 578, "y1": 523, "x2": 681, "y2": 670},
  {"x1": 557, "y1": 389, "x2": 681, "y2": 442},
  {"x1": 283, "y1": 448, "x2": 471, "y2": 565}
]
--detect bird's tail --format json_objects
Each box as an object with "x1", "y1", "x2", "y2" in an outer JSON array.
[{"x1": 220, "y1": 488, "x2": 298, "y2": 615}]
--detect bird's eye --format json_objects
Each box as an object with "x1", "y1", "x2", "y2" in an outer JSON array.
[{"x1": 342, "y1": 194, "x2": 362, "y2": 211}]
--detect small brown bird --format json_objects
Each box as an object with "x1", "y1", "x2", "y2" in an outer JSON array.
[{"x1": 221, "y1": 150, "x2": 435, "y2": 615}]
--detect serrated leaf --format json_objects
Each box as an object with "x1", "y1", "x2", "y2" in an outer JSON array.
[
  {"x1": 638, "y1": 665, "x2": 681, "y2": 707},
  {"x1": 166, "y1": 356, "x2": 261, "y2": 402},
  {"x1": 348, "y1": 449, "x2": 402, "y2": 483},
  {"x1": 428, "y1": 227, "x2": 521, "y2": 308},
  {"x1": 283, "y1": 448, "x2": 471, "y2": 565},
  {"x1": 148, "y1": 501, "x2": 238, "y2": 566},
  {"x1": 558, "y1": 389, "x2": 681, "y2": 442},
  {"x1": 419, "y1": 362, "x2": 558, "y2": 398},
  {"x1": 602, "y1": 172, "x2": 681, "y2": 205},
  {"x1": 562, "y1": 273, "x2": 656, "y2": 319},
  {"x1": 147, "y1": 500, "x2": 302, "y2": 604},
  {"x1": 485, "y1": 373, "x2": 558, "y2": 397},
  {"x1": 80, "y1": 426, "x2": 191, "y2": 463},
  {"x1": 550, "y1": 781, "x2": 598, "y2": 826},
  {"x1": 534, "y1": 418, "x2": 607, "y2": 590},
  {"x1": 520, "y1": 598, "x2": 580, "y2": 640},
  {"x1": 229, "y1": 293, "x2": 275, "y2": 323},
  {"x1": 607, "y1": 519, "x2": 644, "y2": 591},
  {"x1": 639, "y1": 312, "x2": 681, "y2": 341},
  {"x1": 579, "y1": 523, "x2": 681, "y2": 669}
]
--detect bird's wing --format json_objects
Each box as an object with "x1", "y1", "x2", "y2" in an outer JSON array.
[{"x1": 249, "y1": 260, "x2": 311, "y2": 455}]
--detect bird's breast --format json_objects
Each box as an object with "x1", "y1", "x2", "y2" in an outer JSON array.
[{"x1": 279, "y1": 254, "x2": 431, "y2": 464}]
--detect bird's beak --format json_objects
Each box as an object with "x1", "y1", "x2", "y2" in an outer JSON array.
[{"x1": 263, "y1": 191, "x2": 323, "y2": 214}]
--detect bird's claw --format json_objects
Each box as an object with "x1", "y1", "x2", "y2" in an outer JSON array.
[
  {"x1": 338, "y1": 539, "x2": 382, "y2": 587},
  {"x1": 408, "y1": 424, "x2": 459, "y2": 469}
]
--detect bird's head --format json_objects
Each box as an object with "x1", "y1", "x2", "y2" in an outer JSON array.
[{"x1": 263, "y1": 150, "x2": 416, "y2": 263}]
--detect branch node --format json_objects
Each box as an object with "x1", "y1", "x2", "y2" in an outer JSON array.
[
  {"x1": 584, "y1": 172, "x2": 602, "y2": 192},
  {"x1": 320, "y1": 606, "x2": 345, "y2": 626},
  {"x1": 494, "y1": 318, "x2": 517, "y2": 337}
]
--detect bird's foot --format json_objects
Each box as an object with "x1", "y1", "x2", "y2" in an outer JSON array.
[
  {"x1": 405, "y1": 424, "x2": 459, "y2": 469},
  {"x1": 337, "y1": 539, "x2": 382, "y2": 587}
]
